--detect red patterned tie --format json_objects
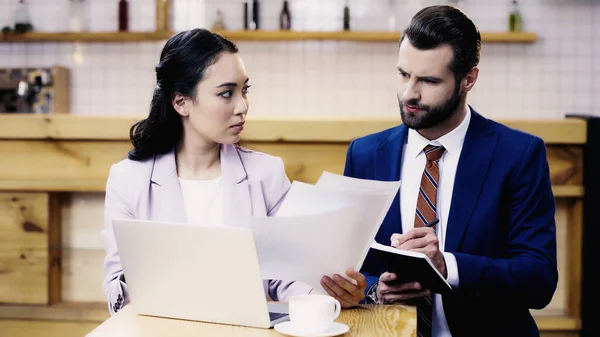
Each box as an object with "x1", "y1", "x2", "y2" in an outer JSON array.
[{"x1": 414, "y1": 144, "x2": 445, "y2": 337}]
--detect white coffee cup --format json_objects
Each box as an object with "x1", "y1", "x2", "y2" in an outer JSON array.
[{"x1": 288, "y1": 294, "x2": 341, "y2": 334}]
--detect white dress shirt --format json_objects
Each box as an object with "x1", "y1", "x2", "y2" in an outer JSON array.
[
  {"x1": 399, "y1": 106, "x2": 471, "y2": 337},
  {"x1": 179, "y1": 176, "x2": 224, "y2": 227}
]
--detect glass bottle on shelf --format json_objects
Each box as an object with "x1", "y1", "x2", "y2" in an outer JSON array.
[
  {"x1": 118, "y1": 0, "x2": 129, "y2": 32},
  {"x1": 387, "y1": 0, "x2": 395, "y2": 32},
  {"x1": 509, "y1": 0, "x2": 522, "y2": 32},
  {"x1": 279, "y1": 0, "x2": 291, "y2": 30},
  {"x1": 211, "y1": 9, "x2": 226, "y2": 31},
  {"x1": 156, "y1": 0, "x2": 169, "y2": 32},
  {"x1": 243, "y1": 1, "x2": 249, "y2": 30},
  {"x1": 15, "y1": 0, "x2": 33, "y2": 33},
  {"x1": 68, "y1": 0, "x2": 86, "y2": 32},
  {"x1": 343, "y1": 1, "x2": 350, "y2": 31},
  {"x1": 250, "y1": 0, "x2": 260, "y2": 30}
]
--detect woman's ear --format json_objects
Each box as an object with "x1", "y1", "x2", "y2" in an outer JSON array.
[{"x1": 172, "y1": 93, "x2": 190, "y2": 117}]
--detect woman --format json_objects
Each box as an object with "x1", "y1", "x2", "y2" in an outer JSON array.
[{"x1": 101, "y1": 29, "x2": 313, "y2": 314}]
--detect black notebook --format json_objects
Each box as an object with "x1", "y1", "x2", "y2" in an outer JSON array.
[{"x1": 370, "y1": 242, "x2": 453, "y2": 295}]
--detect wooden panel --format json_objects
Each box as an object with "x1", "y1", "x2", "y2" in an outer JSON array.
[
  {"x1": 541, "y1": 333, "x2": 579, "y2": 337},
  {"x1": 61, "y1": 193, "x2": 105, "y2": 250},
  {"x1": 0, "y1": 302, "x2": 108, "y2": 321},
  {"x1": 0, "y1": 116, "x2": 140, "y2": 141},
  {"x1": 0, "y1": 141, "x2": 583, "y2": 194},
  {"x1": 62, "y1": 249, "x2": 106, "y2": 303},
  {"x1": 531, "y1": 199, "x2": 569, "y2": 316},
  {"x1": 536, "y1": 316, "x2": 581, "y2": 331},
  {"x1": 52, "y1": 66, "x2": 70, "y2": 114},
  {"x1": 60, "y1": 192, "x2": 105, "y2": 304},
  {"x1": 0, "y1": 193, "x2": 51, "y2": 304},
  {"x1": 49, "y1": 193, "x2": 62, "y2": 304},
  {"x1": 553, "y1": 186, "x2": 584, "y2": 198},
  {"x1": 0, "y1": 115, "x2": 587, "y2": 144},
  {"x1": 566, "y1": 199, "x2": 583, "y2": 319},
  {"x1": 547, "y1": 147, "x2": 583, "y2": 186},
  {"x1": 0, "y1": 320, "x2": 98, "y2": 337},
  {"x1": 0, "y1": 140, "x2": 131, "y2": 192},
  {"x1": 249, "y1": 143, "x2": 347, "y2": 184},
  {"x1": 61, "y1": 193, "x2": 106, "y2": 303}
]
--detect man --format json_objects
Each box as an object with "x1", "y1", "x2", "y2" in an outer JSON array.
[{"x1": 340, "y1": 5, "x2": 558, "y2": 337}]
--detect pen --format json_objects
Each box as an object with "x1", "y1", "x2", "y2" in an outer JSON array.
[{"x1": 425, "y1": 218, "x2": 439, "y2": 228}]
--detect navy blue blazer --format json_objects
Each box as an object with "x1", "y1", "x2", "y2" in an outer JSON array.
[{"x1": 344, "y1": 109, "x2": 558, "y2": 337}]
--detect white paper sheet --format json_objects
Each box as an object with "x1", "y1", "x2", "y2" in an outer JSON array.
[
  {"x1": 251, "y1": 206, "x2": 362, "y2": 291},
  {"x1": 316, "y1": 171, "x2": 401, "y2": 268},
  {"x1": 316, "y1": 171, "x2": 401, "y2": 195},
  {"x1": 275, "y1": 180, "x2": 383, "y2": 217},
  {"x1": 250, "y1": 172, "x2": 401, "y2": 293}
]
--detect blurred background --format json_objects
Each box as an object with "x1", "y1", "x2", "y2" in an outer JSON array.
[
  {"x1": 1, "y1": 0, "x2": 598, "y2": 118},
  {"x1": 0, "y1": 1, "x2": 598, "y2": 337}
]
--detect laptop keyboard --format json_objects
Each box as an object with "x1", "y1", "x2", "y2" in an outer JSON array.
[{"x1": 269, "y1": 312, "x2": 289, "y2": 322}]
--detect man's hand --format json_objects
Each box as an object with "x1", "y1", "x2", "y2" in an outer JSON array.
[
  {"x1": 377, "y1": 272, "x2": 431, "y2": 304},
  {"x1": 320, "y1": 269, "x2": 367, "y2": 308},
  {"x1": 391, "y1": 227, "x2": 447, "y2": 278}
]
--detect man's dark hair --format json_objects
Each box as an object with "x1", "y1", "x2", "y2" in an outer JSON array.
[{"x1": 401, "y1": 5, "x2": 481, "y2": 82}]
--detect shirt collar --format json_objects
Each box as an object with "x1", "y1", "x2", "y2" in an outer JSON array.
[{"x1": 405, "y1": 105, "x2": 472, "y2": 159}]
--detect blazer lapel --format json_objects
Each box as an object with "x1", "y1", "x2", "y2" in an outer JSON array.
[
  {"x1": 374, "y1": 125, "x2": 407, "y2": 238},
  {"x1": 221, "y1": 144, "x2": 251, "y2": 227},
  {"x1": 150, "y1": 150, "x2": 186, "y2": 223},
  {"x1": 445, "y1": 110, "x2": 499, "y2": 252}
]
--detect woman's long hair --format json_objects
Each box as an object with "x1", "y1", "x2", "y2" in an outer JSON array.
[{"x1": 128, "y1": 29, "x2": 238, "y2": 161}]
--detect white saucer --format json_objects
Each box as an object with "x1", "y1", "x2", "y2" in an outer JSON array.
[{"x1": 274, "y1": 321, "x2": 350, "y2": 337}]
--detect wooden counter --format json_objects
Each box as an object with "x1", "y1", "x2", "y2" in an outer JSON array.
[
  {"x1": 0, "y1": 114, "x2": 586, "y2": 337},
  {"x1": 83, "y1": 304, "x2": 415, "y2": 337}
]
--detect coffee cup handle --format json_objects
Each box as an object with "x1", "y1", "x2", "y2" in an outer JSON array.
[{"x1": 332, "y1": 298, "x2": 341, "y2": 320}]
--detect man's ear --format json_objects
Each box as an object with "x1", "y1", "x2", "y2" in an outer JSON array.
[{"x1": 463, "y1": 67, "x2": 479, "y2": 92}]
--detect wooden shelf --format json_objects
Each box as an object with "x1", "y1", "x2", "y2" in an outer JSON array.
[
  {"x1": 0, "y1": 31, "x2": 537, "y2": 43},
  {"x1": 0, "y1": 115, "x2": 585, "y2": 144},
  {"x1": 0, "y1": 31, "x2": 174, "y2": 43},
  {"x1": 535, "y1": 315, "x2": 581, "y2": 331},
  {"x1": 553, "y1": 186, "x2": 584, "y2": 198},
  {"x1": 0, "y1": 180, "x2": 582, "y2": 196},
  {"x1": 213, "y1": 30, "x2": 537, "y2": 43}
]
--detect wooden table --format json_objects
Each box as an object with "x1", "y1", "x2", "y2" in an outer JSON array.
[{"x1": 85, "y1": 304, "x2": 416, "y2": 337}]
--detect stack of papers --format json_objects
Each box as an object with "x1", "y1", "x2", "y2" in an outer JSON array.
[{"x1": 249, "y1": 172, "x2": 400, "y2": 293}]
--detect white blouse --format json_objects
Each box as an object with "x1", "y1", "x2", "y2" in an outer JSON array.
[{"x1": 178, "y1": 176, "x2": 224, "y2": 227}]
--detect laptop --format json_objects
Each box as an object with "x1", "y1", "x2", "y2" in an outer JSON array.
[{"x1": 111, "y1": 219, "x2": 290, "y2": 328}]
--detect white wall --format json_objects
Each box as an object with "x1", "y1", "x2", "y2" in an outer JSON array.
[{"x1": 0, "y1": 0, "x2": 598, "y2": 119}]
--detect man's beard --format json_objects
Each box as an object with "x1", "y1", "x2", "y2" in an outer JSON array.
[{"x1": 399, "y1": 84, "x2": 463, "y2": 130}]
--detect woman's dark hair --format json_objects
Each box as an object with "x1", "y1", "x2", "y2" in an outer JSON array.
[
  {"x1": 128, "y1": 29, "x2": 238, "y2": 161},
  {"x1": 400, "y1": 5, "x2": 481, "y2": 84}
]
